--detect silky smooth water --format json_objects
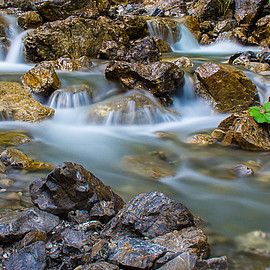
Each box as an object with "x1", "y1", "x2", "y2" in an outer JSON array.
[{"x1": 0, "y1": 17, "x2": 269, "y2": 269}]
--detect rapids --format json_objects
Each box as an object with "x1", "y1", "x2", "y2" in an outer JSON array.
[{"x1": 0, "y1": 16, "x2": 269, "y2": 269}]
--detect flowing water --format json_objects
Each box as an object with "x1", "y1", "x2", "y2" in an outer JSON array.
[{"x1": 0, "y1": 16, "x2": 270, "y2": 269}]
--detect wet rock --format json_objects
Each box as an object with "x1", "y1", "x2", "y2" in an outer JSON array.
[
  {"x1": 230, "y1": 164, "x2": 254, "y2": 177},
  {"x1": 171, "y1": 56, "x2": 194, "y2": 68},
  {"x1": 194, "y1": 63, "x2": 260, "y2": 113},
  {"x1": 195, "y1": 256, "x2": 228, "y2": 270},
  {"x1": 236, "y1": 230, "x2": 270, "y2": 258},
  {"x1": 217, "y1": 112, "x2": 270, "y2": 150},
  {"x1": 50, "y1": 56, "x2": 93, "y2": 71},
  {"x1": 30, "y1": 162, "x2": 124, "y2": 217},
  {"x1": 86, "y1": 91, "x2": 180, "y2": 125},
  {"x1": 0, "y1": 132, "x2": 31, "y2": 146},
  {"x1": 22, "y1": 61, "x2": 61, "y2": 99},
  {"x1": 187, "y1": 134, "x2": 216, "y2": 146},
  {"x1": 234, "y1": 0, "x2": 266, "y2": 25},
  {"x1": 102, "y1": 191, "x2": 194, "y2": 239},
  {"x1": 158, "y1": 252, "x2": 197, "y2": 270},
  {"x1": 0, "y1": 160, "x2": 6, "y2": 173},
  {"x1": 98, "y1": 40, "x2": 127, "y2": 60},
  {"x1": 18, "y1": 230, "x2": 47, "y2": 250},
  {"x1": 0, "y1": 148, "x2": 55, "y2": 171},
  {"x1": 121, "y1": 36, "x2": 162, "y2": 64},
  {"x1": 153, "y1": 37, "x2": 172, "y2": 53},
  {"x1": 0, "y1": 82, "x2": 55, "y2": 122},
  {"x1": 187, "y1": 0, "x2": 220, "y2": 22},
  {"x1": 0, "y1": 0, "x2": 35, "y2": 11},
  {"x1": 257, "y1": 48, "x2": 270, "y2": 64},
  {"x1": 213, "y1": 19, "x2": 238, "y2": 35},
  {"x1": 123, "y1": 151, "x2": 178, "y2": 179},
  {"x1": 215, "y1": 27, "x2": 249, "y2": 45},
  {"x1": 0, "y1": 207, "x2": 60, "y2": 243},
  {"x1": 252, "y1": 16, "x2": 270, "y2": 46},
  {"x1": 108, "y1": 236, "x2": 167, "y2": 269},
  {"x1": 178, "y1": 15, "x2": 201, "y2": 41},
  {"x1": 23, "y1": 16, "x2": 129, "y2": 62},
  {"x1": 3, "y1": 241, "x2": 46, "y2": 270},
  {"x1": 75, "y1": 262, "x2": 119, "y2": 270},
  {"x1": 17, "y1": 11, "x2": 43, "y2": 30},
  {"x1": 105, "y1": 61, "x2": 184, "y2": 106}
]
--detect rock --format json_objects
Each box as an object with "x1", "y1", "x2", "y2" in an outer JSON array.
[
  {"x1": 150, "y1": 227, "x2": 210, "y2": 259},
  {"x1": 215, "y1": 27, "x2": 249, "y2": 44},
  {"x1": 86, "y1": 91, "x2": 180, "y2": 124},
  {"x1": 230, "y1": 164, "x2": 254, "y2": 177},
  {"x1": 50, "y1": 56, "x2": 93, "y2": 71},
  {"x1": 18, "y1": 230, "x2": 47, "y2": 250},
  {"x1": 194, "y1": 63, "x2": 260, "y2": 113},
  {"x1": 75, "y1": 262, "x2": 119, "y2": 270},
  {"x1": 123, "y1": 151, "x2": 178, "y2": 179},
  {"x1": 23, "y1": 16, "x2": 129, "y2": 62},
  {"x1": 105, "y1": 61, "x2": 184, "y2": 106},
  {"x1": 172, "y1": 56, "x2": 194, "y2": 68},
  {"x1": 89, "y1": 201, "x2": 115, "y2": 223},
  {"x1": 0, "y1": 207, "x2": 60, "y2": 243},
  {"x1": 68, "y1": 210, "x2": 91, "y2": 224},
  {"x1": 22, "y1": 61, "x2": 61, "y2": 99},
  {"x1": 98, "y1": 41, "x2": 127, "y2": 60},
  {"x1": 102, "y1": 191, "x2": 194, "y2": 239},
  {"x1": 30, "y1": 162, "x2": 125, "y2": 217},
  {"x1": 35, "y1": 0, "x2": 90, "y2": 22},
  {"x1": 3, "y1": 241, "x2": 46, "y2": 270},
  {"x1": 195, "y1": 256, "x2": 228, "y2": 270},
  {"x1": 17, "y1": 11, "x2": 43, "y2": 30},
  {"x1": 0, "y1": 160, "x2": 6, "y2": 173},
  {"x1": 236, "y1": 230, "x2": 270, "y2": 258},
  {"x1": 90, "y1": 239, "x2": 109, "y2": 262},
  {"x1": 187, "y1": 0, "x2": 220, "y2": 22},
  {"x1": 0, "y1": 0, "x2": 35, "y2": 11},
  {"x1": 120, "y1": 36, "x2": 162, "y2": 64},
  {"x1": 0, "y1": 148, "x2": 55, "y2": 171},
  {"x1": 0, "y1": 82, "x2": 55, "y2": 122},
  {"x1": 0, "y1": 132, "x2": 31, "y2": 146},
  {"x1": 257, "y1": 48, "x2": 270, "y2": 64},
  {"x1": 178, "y1": 15, "x2": 201, "y2": 41},
  {"x1": 234, "y1": 0, "x2": 267, "y2": 25},
  {"x1": 252, "y1": 16, "x2": 270, "y2": 46},
  {"x1": 213, "y1": 19, "x2": 238, "y2": 35},
  {"x1": 187, "y1": 134, "x2": 216, "y2": 146},
  {"x1": 153, "y1": 37, "x2": 172, "y2": 53},
  {"x1": 217, "y1": 112, "x2": 270, "y2": 150},
  {"x1": 108, "y1": 236, "x2": 167, "y2": 269}
]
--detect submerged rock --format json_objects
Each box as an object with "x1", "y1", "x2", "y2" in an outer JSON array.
[
  {"x1": 0, "y1": 148, "x2": 54, "y2": 171},
  {"x1": 0, "y1": 207, "x2": 60, "y2": 243},
  {"x1": 0, "y1": 82, "x2": 54, "y2": 122},
  {"x1": 105, "y1": 61, "x2": 184, "y2": 106},
  {"x1": 30, "y1": 162, "x2": 125, "y2": 217},
  {"x1": 102, "y1": 191, "x2": 194, "y2": 239},
  {"x1": 22, "y1": 61, "x2": 61, "y2": 98},
  {"x1": 0, "y1": 132, "x2": 31, "y2": 147},
  {"x1": 86, "y1": 91, "x2": 180, "y2": 125},
  {"x1": 194, "y1": 63, "x2": 260, "y2": 113}
]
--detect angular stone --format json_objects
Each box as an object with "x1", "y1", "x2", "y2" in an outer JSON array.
[
  {"x1": 108, "y1": 236, "x2": 167, "y2": 269},
  {"x1": 90, "y1": 239, "x2": 109, "y2": 262},
  {"x1": 98, "y1": 41, "x2": 127, "y2": 60},
  {"x1": 17, "y1": 11, "x2": 43, "y2": 30},
  {"x1": 30, "y1": 162, "x2": 125, "y2": 217},
  {"x1": 172, "y1": 56, "x2": 194, "y2": 68},
  {"x1": 105, "y1": 61, "x2": 184, "y2": 106},
  {"x1": 0, "y1": 207, "x2": 60, "y2": 243},
  {"x1": 0, "y1": 82, "x2": 55, "y2": 122},
  {"x1": 102, "y1": 191, "x2": 194, "y2": 239},
  {"x1": 195, "y1": 63, "x2": 260, "y2": 113},
  {"x1": 18, "y1": 230, "x2": 47, "y2": 250},
  {"x1": 150, "y1": 227, "x2": 210, "y2": 259},
  {"x1": 22, "y1": 61, "x2": 61, "y2": 98},
  {"x1": 3, "y1": 241, "x2": 46, "y2": 270},
  {"x1": 50, "y1": 56, "x2": 93, "y2": 71},
  {"x1": 89, "y1": 201, "x2": 115, "y2": 223},
  {"x1": 75, "y1": 262, "x2": 119, "y2": 270},
  {"x1": 195, "y1": 256, "x2": 228, "y2": 270},
  {"x1": 252, "y1": 16, "x2": 270, "y2": 46},
  {"x1": 61, "y1": 228, "x2": 90, "y2": 251}
]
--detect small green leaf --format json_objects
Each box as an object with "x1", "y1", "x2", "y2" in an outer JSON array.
[
  {"x1": 249, "y1": 106, "x2": 261, "y2": 118},
  {"x1": 263, "y1": 102, "x2": 270, "y2": 112},
  {"x1": 265, "y1": 112, "x2": 270, "y2": 122}
]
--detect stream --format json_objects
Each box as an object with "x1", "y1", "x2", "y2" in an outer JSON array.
[{"x1": 0, "y1": 15, "x2": 270, "y2": 269}]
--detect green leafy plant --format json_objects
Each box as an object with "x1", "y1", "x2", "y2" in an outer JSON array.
[{"x1": 249, "y1": 102, "x2": 270, "y2": 123}]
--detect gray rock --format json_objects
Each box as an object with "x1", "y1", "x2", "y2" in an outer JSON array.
[
  {"x1": 102, "y1": 191, "x2": 194, "y2": 239},
  {"x1": 89, "y1": 201, "x2": 115, "y2": 223},
  {"x1": 195, "y1": 256, "x2": 228, "y2": 270},
  {"x1": 0, "y1": 207, "x2": 60, "y2": 243},
  {"x1": 30, "y1": 162, "x2": 125, "y2": 217}
]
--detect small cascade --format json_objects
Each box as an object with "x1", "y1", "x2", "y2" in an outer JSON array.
[
  {"x1": 86, "y1": 90, "x2": 181, "y2": 125},
  {"x1": 146, "y1": 18, "x2": 181, "y2": 46},
  {"x1": 48, "y1": 86, "x2": 92, "y2": 109}
]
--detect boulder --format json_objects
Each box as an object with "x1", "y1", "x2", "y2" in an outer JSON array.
[
  {"x1": 49, "y1": 56, "x2": 93, "y2": 71},
  {"x1": 217, "y1": 112, "x2": 270, "y2": 150},
  {"x1": 215, "y1": 27, "x2": 249, "y2": 45},
  {"x1": 22, "y1": 61, "x2": 61, "y2": 98},
  {"x1": 23, "y1": 16, "x2": 129, "y2": 62},
  {"x1": 102, "y1": 191, "x2": 194, "y2": 239},
  {"x1": 0, "y1": 207, "x2": 60, "y2": 243},
  {"x1": 105, "y1": 61, "x2": 184, "y2": 106},
  {"x1": 234, "y1": 0, "x2": 267, "y2": 25},
  {"x1": 194, "y1": 63, "x2": 260, "y2": 113},
  {"x1": 86, "y1": 91, "x2": 180, "y2": 124},
  {"x1": 17, "y1": 11, "x2": 43, "y2": 30},
  {"x1": 0, "y1": 148, "x2": 55, "y2": 171},
  {"x1": 0, "y1": 0, "x2": 35, "y2": 11},
  {"x1": 98, "y1": 41, "x2": 127, "y2": 60},
  {"x1": 0, "y1": 82, "x2": 55, "y2": 122},
  {"x1": 153, "y1": 37, "x2": 172, "y2": 53},
  {"x1": 3, "y1": 241, "x2": 46, "y2": 270},
  {"x1": 29, "y1": 162, "x2": 125, "y2": 217},
  {"x1": 120, "y1": 36, "x2": 162, "y2": 64},
  {"x1": 252, "y1": 16, "x2": 270, "y2": 46},
  {"x1": 212, "y1": 19, "x2": 238, "y2": 35},
  {"x1": 178, "y1": 15, "x2": 201, "y2": 41},
  {"x1": 171, "y1": 56, "x2": 194, "y2": 68}
]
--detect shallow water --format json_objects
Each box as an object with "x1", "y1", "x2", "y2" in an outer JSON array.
[{"x1": 0, "y1": 17, "x2": 269, "y2": 269}]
